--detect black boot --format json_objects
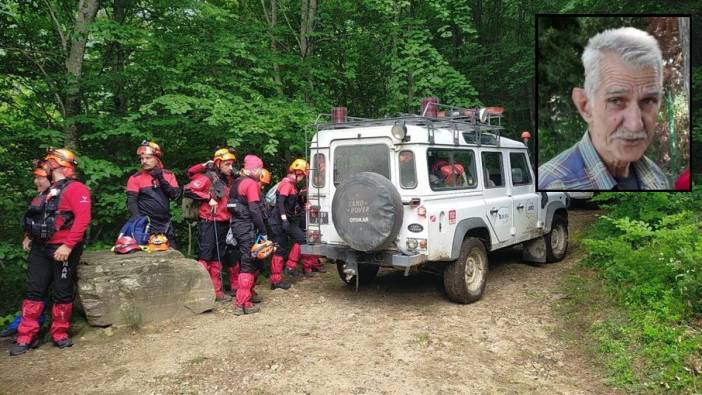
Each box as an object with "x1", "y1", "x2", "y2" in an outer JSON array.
[
  {"x1": 284, "y1": 268, "x2": 302, "y2": 278},
  {"x1": 9, "y1": 338, "x2": 39, "y2": 356},
  {"x1": 54, "y1": 338, "x2": 73, "y2": 349},
  {"x1": 270, "y1": 281, "x2": 291, "y2": 290}
]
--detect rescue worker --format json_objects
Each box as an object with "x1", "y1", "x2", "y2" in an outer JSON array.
[
  {"x1": 227, "y1": 155, "x2": 268, "y2": 315},
  {"x1": 184, "y1": 148, "x2": 236, "y2": 302},
  {"x1": 10, "y1": 148, "x2": 92, "y2": 356},
  {"x1": 2, "y1": 162, "x2": 51, "y2": 339},
  {"x1": 269, "y1": 159, "x2": 315, "y2": 277},
  {"x1": 126, "y1": 141, "x2": 180, "y2": 245},
  {"x1": 228, "y1": 168, "x2": 275, "y2": 293}
]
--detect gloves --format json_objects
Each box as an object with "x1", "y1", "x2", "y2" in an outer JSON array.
[
  {"x1": 282, "y1": 220, "x2": 290, "y2": 232},
  {"x1": 150, "y1": 167, "x2": 163, "y2": 179}
]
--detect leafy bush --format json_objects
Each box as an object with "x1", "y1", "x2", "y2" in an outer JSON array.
[{"x1": 582, "y1": 192, "x2": 702, "y2": 391}]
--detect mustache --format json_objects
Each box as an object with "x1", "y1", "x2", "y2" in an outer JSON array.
[{"x1": 611, "y1": 128, "x2": 648, "y2": 140}]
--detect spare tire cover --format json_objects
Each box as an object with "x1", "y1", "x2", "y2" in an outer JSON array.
[{"x1": 332, "y1": 172, "x2": 403, "y2": 252}]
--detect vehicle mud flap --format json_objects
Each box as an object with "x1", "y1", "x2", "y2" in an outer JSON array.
[
  {"x1": 522, "y1": 237, "x2": 547, "y2": 263},
  {"x1": 332, "y1": 172, "x2": 403, "y2": 252}
]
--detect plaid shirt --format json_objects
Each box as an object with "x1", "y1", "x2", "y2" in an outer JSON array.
[{"x1": 538, "y1": 131, "x2": 669, "y2": 190}]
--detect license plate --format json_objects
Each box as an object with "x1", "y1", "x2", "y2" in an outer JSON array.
[{"x1": 310, "y1": 211, "x2": 329, "y2": 225}]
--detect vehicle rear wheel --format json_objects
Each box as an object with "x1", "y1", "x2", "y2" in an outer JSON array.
[
  {"x1": 443, "y1": 237, "x2": 488, "y2": 304},
  {"x1": 336, "y1": 261, "x2": 380, "y2": 286},
  {"x1": 545, "y1": 214, "x2": 568, "y2": 263}
]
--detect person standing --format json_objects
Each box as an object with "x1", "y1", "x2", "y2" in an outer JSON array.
[
  {"x1": 227, "y1": 155, "x2": 268, "y2": 315},
  {"x1": 11, "y1": 148, "x2": 91, "y2": 356},
  {"x1": 126, "y1": 141, "x2": 180, "y2": 244},
  {"x1": 184, "y1": 148, "x2": 236, "y2": 302}
]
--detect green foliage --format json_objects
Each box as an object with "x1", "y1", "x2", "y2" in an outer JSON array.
[{"x1": 581, "y1": 191, "x2": 702, "y2": 391}]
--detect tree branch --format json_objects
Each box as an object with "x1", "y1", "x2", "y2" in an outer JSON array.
[{"x1": 43, "y1": 0, "x2": 68, "y2": 55}]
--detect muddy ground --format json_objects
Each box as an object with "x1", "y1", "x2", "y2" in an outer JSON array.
[{"x1": 0, "y1": 209, "x2": 615, "y2": 394}]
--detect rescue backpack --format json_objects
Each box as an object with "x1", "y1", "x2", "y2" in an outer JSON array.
[
  {"x1": 265, "y1": 181, "x2": 281, "y2": 207},
  {"x1": 117, "y1": 215, "x2": 151, "y2": 245}
]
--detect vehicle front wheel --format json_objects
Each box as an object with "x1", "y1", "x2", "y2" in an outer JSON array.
[
  {"x1": 545, "y1": 214, "x2": 568, "y2": 263},
  {"x1": 336, "y1": 261, "x2": 380, "y2": 286},
  {"x1": 443, "y1": 237, "x2": 488, "y2": 304}
]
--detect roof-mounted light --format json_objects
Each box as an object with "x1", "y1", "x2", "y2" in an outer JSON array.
[{"x1": 391, "y1": 122, "x2": 407, "y2": 140}]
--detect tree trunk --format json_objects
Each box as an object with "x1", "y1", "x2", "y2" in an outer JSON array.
[
  {"x1": 64, "y1": 0, "x2": 99, "y2": 150},
  {"x1": 262, "y1": 0, "x2": 283, "y2": 95},
  {"x1": 110, "y1": 0, "x2": 129, "y2": 115},
  {"x1": 679, "y1": 16, "x2": 689, "y2": 98},
  {"x1": 300, "y1": 0, "x2": 317, "y2": 103}
]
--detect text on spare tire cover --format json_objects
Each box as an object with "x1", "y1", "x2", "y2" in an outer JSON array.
[{"x1": 347, "y1": 199, "x2": 370, "y2": 222}]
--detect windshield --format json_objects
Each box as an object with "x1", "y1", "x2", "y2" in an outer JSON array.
[{"x1": 333, "y1": 144, "x2": 390, "y2": 186}]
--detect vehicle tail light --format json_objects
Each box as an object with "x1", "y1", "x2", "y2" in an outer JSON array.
[
  {"x1": 307, "y1": 230, "x2": 321, "y2": 243},
  {"x1": 417, "y1": 206, "x2": 427, "y2": 217}
]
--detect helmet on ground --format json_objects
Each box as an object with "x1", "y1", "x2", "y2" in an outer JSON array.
[
  {"x1": 213, "y1": 147, "x2": 236, "y2": 164},
  {"x1": 260, "y1": 169, "x2": 272, "y2": 185},
  {"x1": 44, "y1": 148, "x2": 78, "y2": 168},
  {"x1": 288, "y1": 158, "x2": 309, "y2": 176},
  {"x1": 251, "y1": 238, "x2": 275, "y2": 260},
  {"x1": 137, "y1": 141, "x2": 162, "y2": 157},
  {"x1": 148, "y1": 233, "x2": 169, "y2": 252},
  {"x1": 114, "y1": 236, "x2": 142, "y2": 254}
]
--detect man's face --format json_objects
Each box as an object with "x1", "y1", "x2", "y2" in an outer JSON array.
[
  {"x1": 219, "y1": 160, "x2": 234, "y2": 176},
  {"x1": 585, "y1": 52, "x2": 661, "y2": 165},
  {"x1": 140, "y1": 154, "x2": 158, "y2": 170},
  {"x1": 34, "y1": 176, "x2": 50, "y2": 192}
]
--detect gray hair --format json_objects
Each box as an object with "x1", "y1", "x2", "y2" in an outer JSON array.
[{"x1": 582, "y1": 27, "x2": 663, "y2": 100}]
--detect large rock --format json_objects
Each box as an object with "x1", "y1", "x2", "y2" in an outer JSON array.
[{"x1": 76, "y1": 249, "x2": 215, "y2": 327}]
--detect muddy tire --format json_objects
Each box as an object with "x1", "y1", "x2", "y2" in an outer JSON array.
[
  {"x1": 545, "y1": 214, "x2": 568, "y2": 263},
  {"x1": 443, "y1": 237, "x2": 488, "y2": 304},
  {"x1": 336, "y1": 261, "x2": 380, "y2": 286}
]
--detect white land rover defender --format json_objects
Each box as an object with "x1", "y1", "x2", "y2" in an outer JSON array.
[{"x1": 301, "y1": 100, "x2": 569, "y2": 304}]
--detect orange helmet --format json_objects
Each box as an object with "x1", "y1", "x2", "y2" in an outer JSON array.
[
  {"x1": 251, "y1": 237, "x2": 275, "y2": 260},
  {"x1": 32, "y1": 159, "x2": 49, "y2": 177},
  {"x1": 44, "y1": 148, "x2": 78, "y2": 168},
  {"x1": 288, "y1": 158, "x2": 309, "y2": 176},
  {"x1": 213, "y1": 147, "x2": 236, "y2": 164},
  {"x1": 260, "y1": 169, "x2": 272, "y2": 185},
  {"x1": 137, "y1": 140, "x2": 162, "y2": 157},
  {"x1": 147, "y1": 233, "x2": 169, "y2": 252}
]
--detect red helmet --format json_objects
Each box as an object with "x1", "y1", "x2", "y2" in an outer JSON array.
[
  {"x1": 440, "y1": 163, "x2": 465, "y2": 177},
  {"x1": 114, "y1": 236, "x2": 142, "y2": 254},
  {"x1": 432, "y1": 159, "x2": 449, "y2": 172}
]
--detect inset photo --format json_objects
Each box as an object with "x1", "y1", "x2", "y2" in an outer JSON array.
[{"x1": 536, "y1": 15, "x2": 691, "y2": 191}]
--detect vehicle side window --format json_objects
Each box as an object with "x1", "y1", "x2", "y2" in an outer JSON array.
[
  {"x1": 481, "y1": 152, "x2": 504, "y2": 188},
  {"x1": 427, "y1": 149, "x2": 477, "y2": 190},
  {"x1": 509, "y1": 152, "x2": 532, "y2": 186},
  {"x1": 311, "y1": 153, "x2": 325, "y2": 188},
  {"x1": 399, "y1": 150, "x2": 417, "y2": 189}
]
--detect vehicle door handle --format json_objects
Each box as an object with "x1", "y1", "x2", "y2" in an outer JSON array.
[
  {"x1": 517, "y1": 204, "x2": 525, "y2": 210},
  {"x1": 490, "y1": 208, "x2": 498, "y2": 215}
]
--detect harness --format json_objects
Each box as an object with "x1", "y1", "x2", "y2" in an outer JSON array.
[
  {"x1": 23, "y1": 179, "x2": 75, "y2": 241},
  {"x1": 227, "y1": 176, "x2": 253, "y2": 220}
]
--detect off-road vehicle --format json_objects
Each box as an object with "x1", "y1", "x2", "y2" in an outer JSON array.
[{"x1": 301, "y1": 100, "x2": 569, "y2": 303}]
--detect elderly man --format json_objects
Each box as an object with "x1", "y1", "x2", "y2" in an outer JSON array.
[{"x1": 539, "y1": 27, "x2": 669, "y2": 190}]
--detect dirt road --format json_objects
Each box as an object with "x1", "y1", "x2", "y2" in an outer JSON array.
[{"x1": 0, "y1": 209, "x2": 613, "y2": 394}]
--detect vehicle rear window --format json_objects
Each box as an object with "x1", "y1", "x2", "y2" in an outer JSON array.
[
  {"x1": 399, "y1": 150, "x2": 417, "y2": 189},
  {"x1": 311, "y1": 153, "x2": 326, "y2": 187},
  {"x1": 427, "y1": 149, "x2": 477, "y2": 190},
  {"x1": 333, "y1": 144, "x2": 390, "y2": 186}
]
